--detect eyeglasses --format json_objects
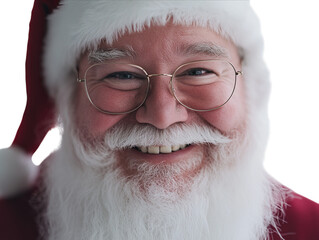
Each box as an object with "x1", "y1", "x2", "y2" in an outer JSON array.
[{"x1": 77, "y1": 59, "x2": 242, "y2": 115}]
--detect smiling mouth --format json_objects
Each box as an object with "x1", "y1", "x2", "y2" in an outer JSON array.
[{"x1": 135, "y1": 144, "x2": 190, "y2": 154}]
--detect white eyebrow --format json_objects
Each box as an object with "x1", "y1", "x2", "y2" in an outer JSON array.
[
  {"x1": 88, "y1": 42, "x2": 229, "y2": 63},
  {"x1": 182, "y1": 42, "x2": 230, "y2": 59},
  {"x1": 88, "y1": 46, "x2": 135, "y2": 63}
]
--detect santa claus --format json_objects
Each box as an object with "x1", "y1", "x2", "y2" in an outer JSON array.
[{"x1": 0, "y1": 0, "x2": 318, "y2": 239}]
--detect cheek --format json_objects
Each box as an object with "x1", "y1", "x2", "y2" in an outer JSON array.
[
  {"x1": 198, "y1": 105, "x2": 245, "y2": 132},
  {"x1": 198, "y1": 80, "x2": 246, "y2": 132},
  {"x1": 74, "y1": 86, "x2": 125, "y2": 136}
]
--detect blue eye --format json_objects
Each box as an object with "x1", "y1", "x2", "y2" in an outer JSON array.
[
  {"x1": 185, "y1": 68, "x2": 213, "y2": 76},
  {"x1": 108, "y1": 72, "x2": 137, "y2": 79}
]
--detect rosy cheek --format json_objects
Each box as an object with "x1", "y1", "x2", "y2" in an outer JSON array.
[
  {"x1": 197, "y1": 89, "x2": 246, "y2": 132},
  {"x1": 198, "y1": 106, "x2": 242, "y2": 132},
  {"x1": 75, "y1": 87, "x2": 126, "y2": 137}
]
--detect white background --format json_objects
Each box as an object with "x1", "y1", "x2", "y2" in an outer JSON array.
[{"x1": 0, "y1": 1, "x2": 318, "y2": 203}]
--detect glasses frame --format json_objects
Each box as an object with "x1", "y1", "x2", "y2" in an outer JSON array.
[{"x1": 77, "y1": 59, "x2": 242, "y2": 115}]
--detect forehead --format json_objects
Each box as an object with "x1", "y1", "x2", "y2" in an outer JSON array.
[{"x1": 81, "y1": 24, "x2": 240, "y2": 68}]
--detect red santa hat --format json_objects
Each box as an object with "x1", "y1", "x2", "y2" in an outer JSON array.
[{"x1": 0, "y1": 0, "x2": 269, "y2": 197}]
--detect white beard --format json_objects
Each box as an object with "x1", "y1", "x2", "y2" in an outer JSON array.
[{"x1": 39, "y1": 122, "x2": 285, "y2": 240}]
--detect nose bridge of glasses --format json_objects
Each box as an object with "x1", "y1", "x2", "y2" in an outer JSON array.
[
  {"x1": 147, "y1": 73, "x2": 173, "y2": 78},
  {"x1": 146, "y1": 73, "x2": 175, "y2": 98}
]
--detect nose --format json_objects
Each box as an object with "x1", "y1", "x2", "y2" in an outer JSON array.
[{"x1": 135, "y1": 75, "x2": 188, "y2": 129}]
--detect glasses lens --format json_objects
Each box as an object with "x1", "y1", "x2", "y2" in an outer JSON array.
[
  {"x1": 172, "y1": 60, "x2": 237, "y2": 111},
  {"x1": 84, "y1": 63, "x2": 149, "y2": 113}
]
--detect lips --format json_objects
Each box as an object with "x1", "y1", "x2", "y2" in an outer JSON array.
[{"x1": 135, "y1": 144, "x2": 188, "y2": 154}]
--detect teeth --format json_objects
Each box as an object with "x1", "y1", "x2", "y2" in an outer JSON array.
[
  {"x1": 172, "y1": 145, "x2": 180, "y2": 151},
  {"x1": 136, "y1": 144, "x2": 189, "y2": 154},
  {"x1": 160, "y1": 145, "x2": 172, "y2": 153},
  {"x1": 148, "y1": 146, "x2": 160, "y2": 154},
  {"x1": 140, "y1": 146, "x2": 148, "y2": 153}
]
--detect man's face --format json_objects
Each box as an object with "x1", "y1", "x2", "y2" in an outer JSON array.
[
  {"x1": 45, "y1": 24, "x2": 278, "y2": 240},
  {"x1": 75, "y1": 23, "x2": 246, "y2": 180}
]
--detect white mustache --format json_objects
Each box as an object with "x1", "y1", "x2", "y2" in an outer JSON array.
[{"x1": 103, "y1": 123, "x2": 231, "y2": 150}]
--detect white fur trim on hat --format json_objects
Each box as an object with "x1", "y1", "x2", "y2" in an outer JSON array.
[{"x1": 0, "y1": 147, "x2": 38, "y2": 198}]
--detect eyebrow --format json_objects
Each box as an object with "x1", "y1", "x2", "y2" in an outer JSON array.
[
  {"x1": 88, "y1": 42, "x2": 229, "y2": 63},
  {"x1": 182, "y1": 42, "x2": 230, "y2": 59},
  {"x1": 88, "y1": 46, "x2": 136, "y2": 63}
]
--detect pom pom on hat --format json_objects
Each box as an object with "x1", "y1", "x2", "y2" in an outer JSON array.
[
  {"x1": 0, "y1": 0, "x2": 59, "y2": 198},
  {"x1": 0, "y1": 147, "x2": 38, "y2": 198}
]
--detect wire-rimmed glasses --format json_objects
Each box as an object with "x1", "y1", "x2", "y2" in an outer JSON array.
[{"x1": 77, "y1": 59, "x2": 242, "y2": 115}]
